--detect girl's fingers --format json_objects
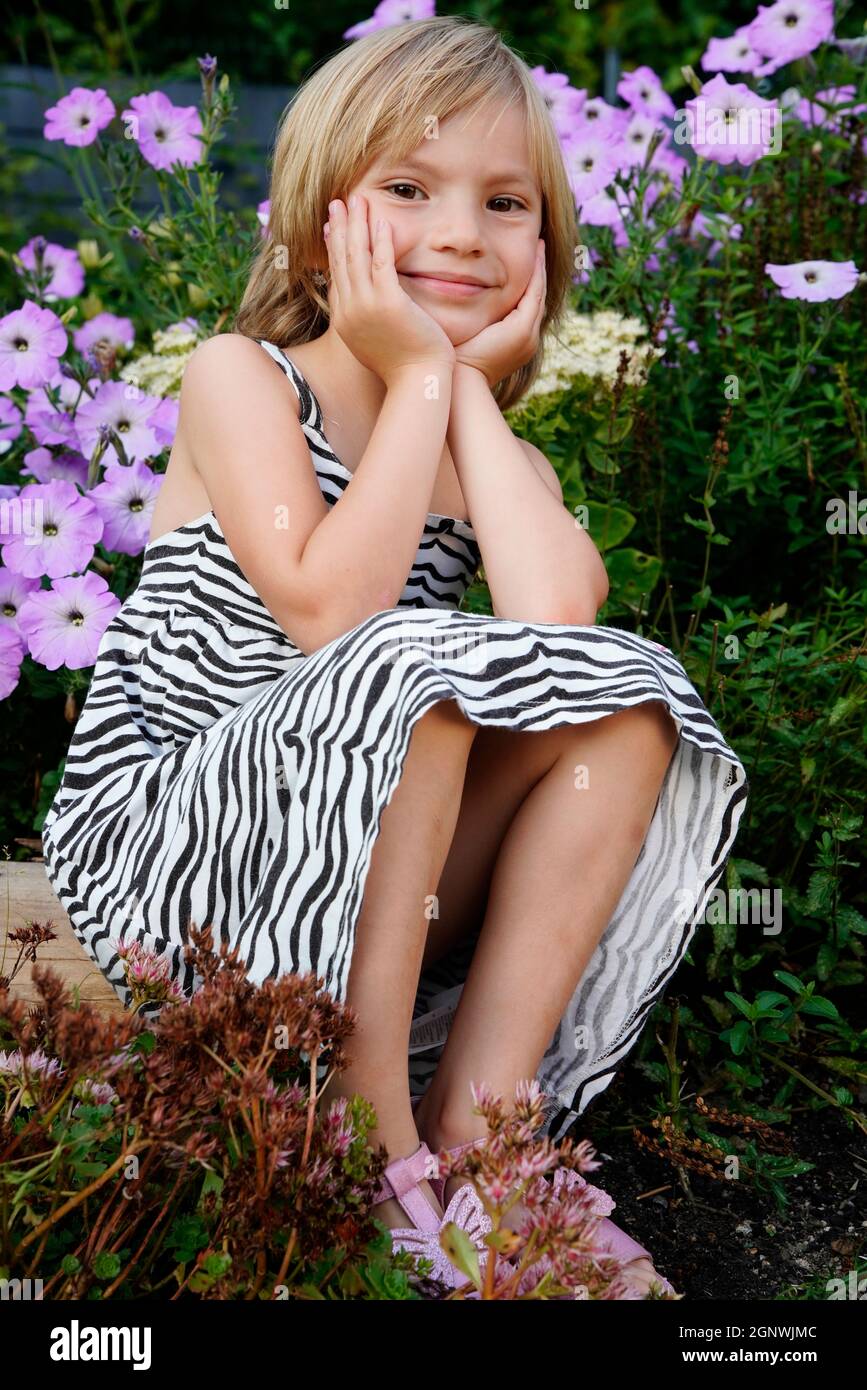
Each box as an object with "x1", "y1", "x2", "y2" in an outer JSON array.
[
  {"x1": 326, "y1": 200, "x2": 351, "y2": 307},
  {"x1": 371, "y1": 215, "x2": 395, "y2": 283},
  {"x1": 345, "y1": 192, "x2": 373, "y2": 295}
]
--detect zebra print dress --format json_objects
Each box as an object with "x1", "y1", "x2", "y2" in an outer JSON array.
[{"x1": 41, "y1": 337, "x2": 749, "y2": 1142}]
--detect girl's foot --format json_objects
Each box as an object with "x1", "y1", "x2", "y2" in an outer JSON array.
[
  {"x1": 439, "y1": 1172, "x2": 671, "y2": 1298},
  {"x1": 372, "y1": 1173, "x2": 444, "y2": 1233}
]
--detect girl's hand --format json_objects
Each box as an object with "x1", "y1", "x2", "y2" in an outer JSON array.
[
  {"x1": 453, "y1": 239, "x2": 547, "y2": 388},
  {"x1": 324, "y1": 194, "x2": 456, "y2": 387}
]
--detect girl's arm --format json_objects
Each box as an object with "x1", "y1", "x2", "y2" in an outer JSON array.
[
  {"x1": 447, "y1": 363, "x2": 609, "y2": 625},
  {"x1": 181, "y1": 336, "x2": 453, "y2": 654}
]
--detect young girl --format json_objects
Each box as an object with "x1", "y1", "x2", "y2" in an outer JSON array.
[{"x1": 42, "y1": 16, "x2": 748, "y2": 1296}]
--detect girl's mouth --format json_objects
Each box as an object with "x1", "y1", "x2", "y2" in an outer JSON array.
[{"x1": 400, "y1": 273, "x2": 489, "y2": 298}]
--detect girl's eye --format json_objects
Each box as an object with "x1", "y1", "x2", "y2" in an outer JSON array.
[{"x1": 383, "y1": 184, "x2": 526, "y2": 212}]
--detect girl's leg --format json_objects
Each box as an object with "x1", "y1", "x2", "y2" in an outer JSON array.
[
  {"x1": 415, "y1": 704, "x2": 678, "y2": 1206},
  {"x1": 319, "y1": 698, "x2": 479, "y2": 1231}
]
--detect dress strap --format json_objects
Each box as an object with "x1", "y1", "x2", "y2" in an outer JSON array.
[{"x1": 254, "y1": 339, "x2": 320, "y2": 430}]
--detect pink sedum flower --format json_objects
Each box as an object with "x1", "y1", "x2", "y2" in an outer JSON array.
[
  {"x1": 43, "y1": 86, "x2": 116, "y2": 147},
  {"x1": 121, "y1": 91, "x2": 204, "y2": 172},
  {"x1": 0, "y1": 479, "x2": 103, "y2": 579},
  {"x1": 17, "y1": 569, "x2": 121, "y2": 670},
  {"x1": 0, "y1": 301, "x2": 68, "y2": 391},
  {"x1": 764, "y1": 259, "x2": 860, "y2": 301}
]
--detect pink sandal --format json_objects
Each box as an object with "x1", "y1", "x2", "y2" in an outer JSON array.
[
  {"x1": 373, "y1": 1135, "x2": 493, "y2": 1291},
  {"x1": 410, "y1": 1096, "x2": 675, "y2": 1297}
]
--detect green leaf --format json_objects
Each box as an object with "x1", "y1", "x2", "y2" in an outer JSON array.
[
  {"x1": 603, "y1": 548, "x2": 663, "y2": 609},
  {"x1": 774, "y1": 970, "x2": 806, "y2": 995},
  {"x1": 579, "y1": 500, "x2": 636, "y2": 551},
  {"x1": 724, "y1": 990, "x2": 755, "y2": 1020},
  {"x1": 798, "y1": 995, "x2": 840, "y2": 1020}
]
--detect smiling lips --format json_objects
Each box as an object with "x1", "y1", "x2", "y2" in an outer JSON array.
[{"x1": 400, "y1": 271, "x2": 490, "y2": 298}]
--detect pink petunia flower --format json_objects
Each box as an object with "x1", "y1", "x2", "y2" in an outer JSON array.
[
  {"x1": 747, "y1": 0, "x2": 835, "y2": 79},
  {"x1": 617, "y1": 66, "x2": 676, "y2": 120},
  {"x1": 561, "y1": 129, "x2": 621, "y2": 204},
  {"x1": 21, "y1": 446, "x2": 90, "y2": 490},
  {"x1": 257, "y1": 198, "x2": 271, "y2": 239},
  {"x1": 0, "y1": 621, "x2": 26, "y2": 699},
  {"x1": 764, "y1": 259, "x2": 860, "y2": 301},
  {"x1": 74, "y1": 380, "x2": 163, "y2": 466},
  {"x1": 573, "y1": 97, "x2": 629, "y2": 142},
  {"x1": 0, "y1": 301, "x2": 68, "y2": 391},
  {"x1": 43, "y1": 86, "x2": 116, "y2": 147},
  {"x1": 15, "y1": 238, "x2": 85, "y2": 301},
  {"x1": 147, "y1": 396, "x2": 179, "y2": 450},
  {"x1": 88, "y1": 460, "x2": 164, "y2": 554},
  {"x1": 529, "y1": 67, "x2": 589, "y2": 139},
  {"x1": 121, "y1": 91, "x2": 204, "y2": 172},
  {"x1": 793, "y1": 85, "x2": 867, "y2": 134},
  {"x1": 682, "y1": 74, "x2": 780, "y2": 165},
  {"x1": 73, "y1": 312, "x2": 136, "y2": 363},
  {"x1": 17, "y1": 569, "x2": 121, "y2": 670},
  {"x1": 24, "y1": 376, "x2": 93, "y2": 451},
  {"x1": 0, "y1": 395, "x2": 23, "y2": 455},
  {"x1": 701, "y1": 27, "x2": 763, "y2": 73},
  {"x1": 617, "y1": 111, "x2": 670, "y2": 169},
  {"x1": 344, "y1": 0, "x2": 434, "y2": 41},
  {"x1": 0, "y1": 479, "x2": 103, "y2": 579},
  {"x1": 0, "y1": 565, "x2": 42, "y2": 643}
]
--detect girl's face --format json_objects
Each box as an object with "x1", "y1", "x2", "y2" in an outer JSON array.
[{"x1": 345, "y1": 103, "x2": 543, "y2": 344}]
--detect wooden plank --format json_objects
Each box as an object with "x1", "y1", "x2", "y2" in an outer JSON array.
[{"x1": 0, "y1": 862, "x2": 125, "y2": 1015}]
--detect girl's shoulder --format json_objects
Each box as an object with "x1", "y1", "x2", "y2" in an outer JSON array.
[{"x1": 182, "y1": 333, "x2": 303, "y2": 422}]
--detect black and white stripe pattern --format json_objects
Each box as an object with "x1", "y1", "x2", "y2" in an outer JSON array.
[{"x1": 42, "y1": 338, "x2": 749, "y2": 1143}]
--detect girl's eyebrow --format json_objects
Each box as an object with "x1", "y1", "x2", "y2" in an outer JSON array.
[{"x1": 384, "y1": 154, "x2": 538, "y2": 191}]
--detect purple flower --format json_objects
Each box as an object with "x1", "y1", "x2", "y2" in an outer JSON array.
[
  {"x1": 17, "y1": 569, "x2": 121, "y2": 670},
  {"x1": 0, "y1": 479, "x2": 103, "y2": 579},
  {"x1": 577, "y1": 187, "x2": 627, "y2": 229},
  {"x1": 75, "y1": 380, "x2": 162, "y2": 466},
  {"x1": 561, "y1": 128, "x2": 620, "y2": 203},
  {"x1": 683, "y1": 74, "x2": 780, "y2": 165},
  {"x1": 793, "y1": 85, "x2": 867, "y2": 134},
  {"x1": 15, "y1": 238, "x2": 85, "y2": 301},
  {"x1": 256, "y1": 199, "x2": 271, "y2": 239},
  {"x1": 574, "y1": 97, "x2": 629, "y2": 141},
  {"x1": 617, "y1": 66, "x2": 675, "y2": 119},
  {"x1": 747, "y1": 0, "x2": 835, "y2": 79},
  {"x1": 88, "y1": 460, "x2": 164, "y2": 554},
  {"x1": 764, "y1": 259, "x2": 860, "y2": 301},
  {"x1": 344, "y1": 0, "x2": 435, "y2": 41},
  {"x1": 618, "y1": 111, "x2": 669, "y2": 168},
  {"x1": 0, "y1": 565, "x2": 42, "y2": 642},
  {"x1": 121, "y1": 92, "x2": 204, "y2": 172},
  {"x1": 73, "y1": 312, "x2": 136, "y2": 362},
  {"x1": 147, "y1": 396, "x2": 179, "y2": 450},
  {"x1": 24, "y1": 377, "x2": 90, "y2": 451},
  {"x1": 21, "y1": 446, "x2": 90, "y2": 490},
  {"x1": 529, "y1": 67, "x2": 588, "y2": 139},
  {"x1": 0, "y1": 395, "x2": 23, "y2": 454},
  {"x1": 0, "y1": 301, "x2": 68, "y2": 391},
  {"x1": 43, "y1": 86, "x2": 116, "y2": 147},
  {"x1": 701, "y1": 28, "x2": 763, "y2": 73},
  {"x1": 0, "y1": 621, "x2": 26, "y2": 699}
]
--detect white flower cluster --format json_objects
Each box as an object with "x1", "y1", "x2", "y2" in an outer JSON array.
[
  {"x1": 118, "y1": 322, "x2": 202, "y2": 398},
  {"x1": 516, "y1": 306, "x2": 665, "y2": 410}
]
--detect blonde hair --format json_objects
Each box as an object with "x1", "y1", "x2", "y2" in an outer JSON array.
[{"x1": 233, "y1": 14, "x2": 578, "y2": 413}]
